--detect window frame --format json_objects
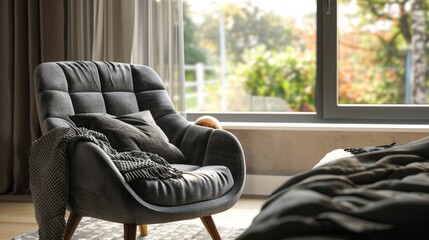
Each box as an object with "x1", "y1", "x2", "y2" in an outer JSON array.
[
  {"x1": 322, "y1": 0, "x2": 429, "y2": 123},
  {"x1": 185, "y1": 0, "x2": 429, "y2": 124}
]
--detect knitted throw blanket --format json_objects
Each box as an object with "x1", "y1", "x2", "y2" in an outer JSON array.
[
  {"x1": 344, "y1": 142, "x2": 400, "y2": 155},
  {"x1": 28, "y1": 127, "x2": 182, "y2": 240}
]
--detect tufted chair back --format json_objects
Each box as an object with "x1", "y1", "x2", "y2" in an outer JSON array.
[{"x1": 34, "y1": 61, "x2": 193, "y2": 158}]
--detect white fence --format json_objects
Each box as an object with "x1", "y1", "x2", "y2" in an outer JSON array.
[
  {"x1": 184, "y1": 63, "x2": 290, "y2": 112},
  {"x1": 184, "y1": 63, "x2": 218, "y2": 110}
]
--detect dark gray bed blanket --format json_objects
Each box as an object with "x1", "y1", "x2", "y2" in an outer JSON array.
[{"x1": 238, "y1": 136, "x2": 429, "y2": 240}]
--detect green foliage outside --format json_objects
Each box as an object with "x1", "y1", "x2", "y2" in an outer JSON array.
[
  {"x1": 238, "y1": 46, "x2": 316, "y2": 111},
  {"x1": 338, "y1": 0, "x2": 429, "y2": 104},
  {"x1": 184, "y1": 0, "x2": 316, "y2": 111},
  {"x1": 200, "y1": 1, "x2": 298, "y2": 63},
  {"x1": 183, "y1": 3, "x2": 207, "y2": 65}
]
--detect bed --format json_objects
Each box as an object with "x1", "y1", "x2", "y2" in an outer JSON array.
[{"x1": 238, "y1": 136, "x2": 429, "y2": 240}]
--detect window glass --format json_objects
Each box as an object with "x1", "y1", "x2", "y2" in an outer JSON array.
[
  {"x1": 338, "y1": 0, "x2": 429, "y2": 105},
  {"x1": 184, "y1": 0, "x2": 317, "y2": 112}
]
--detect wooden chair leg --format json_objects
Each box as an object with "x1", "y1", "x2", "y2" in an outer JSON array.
[
  {"x1": 64, "y1": 213, "x2": 83, "y2": 240},
  {"x1": 124, "y1": 224, "x2": 137, "y2": 240},
  {"x1": 139, "y1": 224, "x2": 148, "y2": 236},
  {"x1": 200, "y1": 216, "x2": 221, "y2": 240}
]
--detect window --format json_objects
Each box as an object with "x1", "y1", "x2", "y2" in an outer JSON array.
[
  {"x1": 323, "y1": 0, "x2": 429, "y2": 122},
  {"x1": 183, "y1": 0, "x2": 317, "y2": 113},
  {"x1": 184, "y1": 0, "x2": 429, "y2": 123}
]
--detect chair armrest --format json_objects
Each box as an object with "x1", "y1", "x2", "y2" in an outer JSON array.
[
  {"x1": 180, "y1": 116, "x2": 245, "y2": 185},
  {"x1": 179, "y1": 124, "x2": 214, "y2": 165},
  {"x1": 68, "y1": 141, "x2": 142, "y2": 221},
  {"x1": 180, "y1": 126, "x2": 246, "y2": 203},
  {"x1": 203, "y1": 130, "x2": 246, "y2": 185}
]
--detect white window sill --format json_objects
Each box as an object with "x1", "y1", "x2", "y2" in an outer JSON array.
[{"x1": 222, "y1": 122, "x2": 429, "y2": 132}]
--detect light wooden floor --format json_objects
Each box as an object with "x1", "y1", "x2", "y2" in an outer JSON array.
[{"x1": 0, "y1": 196, "x2": 265, "y2": 240}]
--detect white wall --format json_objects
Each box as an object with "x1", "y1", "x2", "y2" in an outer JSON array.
[{"x1": 227, "y1": 127, "x2": 429, "y2": 176}]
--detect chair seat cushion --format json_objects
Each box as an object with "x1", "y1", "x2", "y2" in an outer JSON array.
[{"x1": 130, "y1": 164, "x2": 234, "y2": 206}]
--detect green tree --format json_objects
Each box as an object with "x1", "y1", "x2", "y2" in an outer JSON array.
[
  {"x1": 199, "y1": 1, "x2": 301, "y2": 63},
  {"x1": 183, "y1": 2, "x2": 207, "y2": 64},
  {"x1": 410, "y1": 0, "x2": 427, "y2": 103},
  {"x1": 339, "y1": 0, "x2": 428, "y2": 104},
  {"x1": 238, "y1": 46, "x2": 316, "y2": 111}
]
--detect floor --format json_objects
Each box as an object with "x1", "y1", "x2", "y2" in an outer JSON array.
[{"x1": 0, "y1": 196, "x2": 265, "y2": 239}]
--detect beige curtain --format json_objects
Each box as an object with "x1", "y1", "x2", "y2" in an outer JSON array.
[
  {"x1": 67, "y1": 0, "x2": 186, "y2": 112},
  {"x1": 132, "y1": 0, "x2": 186, "y2": 112},
  {"x1": 92, "y1": 0, "x2": 135, "y2": 62},
  {"x1": 67, "y1": 0, "x2": 134, "y2": 62},
  {"x1": 0, "y1": 0, "x2": 66, "y2": 195},
  {"x1": 67, "y1": 0, "x2": 94, "y2": 60}
]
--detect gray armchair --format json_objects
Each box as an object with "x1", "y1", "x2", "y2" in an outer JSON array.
[{"x1": 33, "y1": 61, "x2": 246, "y2": 239}]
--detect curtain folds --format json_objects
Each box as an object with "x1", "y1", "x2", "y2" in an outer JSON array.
[
  {"x1": 67, "y1": 0, "x2": 186, "y2": 112},
  {"x1": 0, "y1": 0, "x2": 66, "y2": 195},
  {"x1": 67, "y1": 0, "x2": 94, "y2": 60},
  {"x1": 92, "y1": 0, "x2": 135, "y2": 62},
  {"x1": 132, "y1": 0, "x2": 186, "y2": 113}
]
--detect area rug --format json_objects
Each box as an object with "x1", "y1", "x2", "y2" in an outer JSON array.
[{"x1": 12, "y1": 217, "x2": 246, "y2": 240}]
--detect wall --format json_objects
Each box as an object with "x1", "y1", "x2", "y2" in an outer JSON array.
[{"x1": 227, "y1": 127, "x2": 429, "y2": 176}]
